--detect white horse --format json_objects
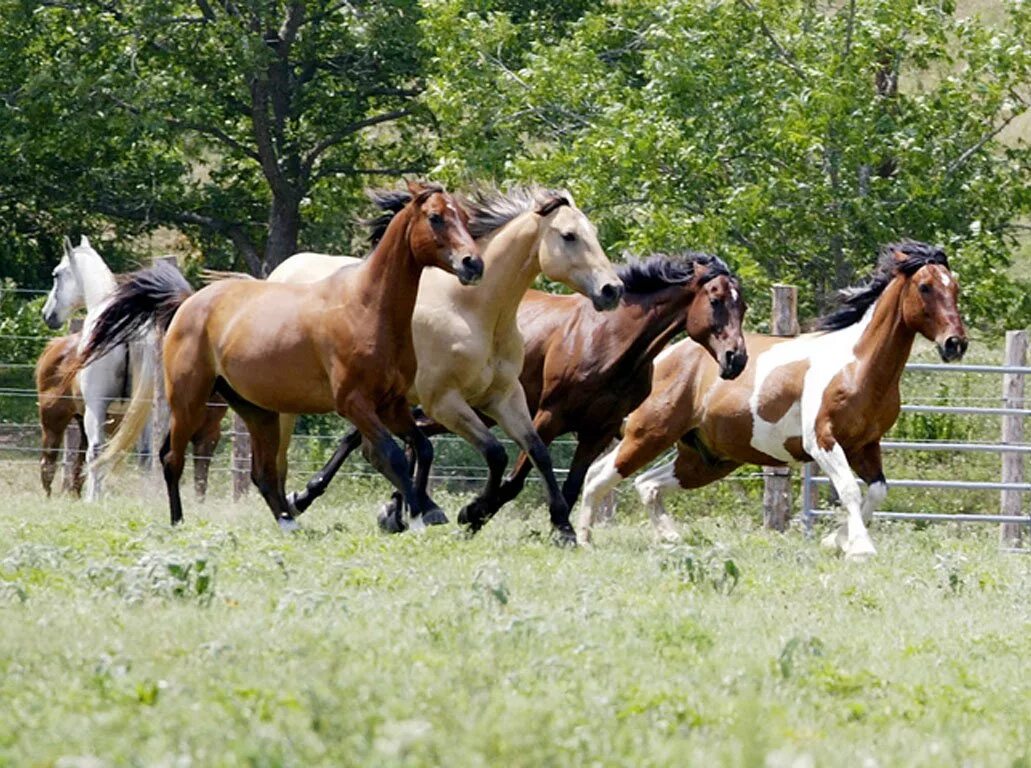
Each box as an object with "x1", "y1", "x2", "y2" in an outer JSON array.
[{"x1": 42, "y1": 236, "x2": 151, "y2": 500}]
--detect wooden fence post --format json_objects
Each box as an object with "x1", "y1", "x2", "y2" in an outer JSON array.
[
  {"x1": 232, "y1": 414, "x2": 251, "y2": 500},
  {"x1": 1000, "y1": 330, "x2": 1026, "y2": 546},
  {"x1": 148, "y1": 256, "x2": 176, "y2": 489},
  {"x1": 61, "y1": 318, "x2": 84, "y2": 492},
  {"x1": 763, "y1": 284, "x2": 799, "y2": 531}
]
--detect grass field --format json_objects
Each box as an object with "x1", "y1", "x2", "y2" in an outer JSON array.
[{"x1": 1, "y1": 470, "x2": 1029, "y2": 767}]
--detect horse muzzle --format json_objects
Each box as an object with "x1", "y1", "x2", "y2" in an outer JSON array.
[
  {"x1": 591, "y1": 282, "x2": 624, "y2": 312},
  {"x1": 41, "y1": 308, "x2": 63, "y2": 330},
  {"x1": 719, "y1": 348, "x2": 748, "y2": 380},
  {"x1": 455, "y1": 253, "x2": 484, "y2": 286},
  {"x1": 937, "y1": 335, "x2": 968, "y2": 363}
]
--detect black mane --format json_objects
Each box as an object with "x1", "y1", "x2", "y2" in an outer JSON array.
[
  {"x1": 816, "y1": 241, "x2": 949, "y2": 331},
  {"x1": 364, "y1": 184, "x2": 444, "y2": 246},
  {"x1": 464, "y1": 185, "x2": 570, "y2": 240},
  {"x1": 617, "y1": 252, "x2": 732, "y2": 295}
]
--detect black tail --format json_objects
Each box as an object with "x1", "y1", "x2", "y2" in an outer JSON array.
[{"x1": 79, "y1": 260, "x2": 193, "y2": 368}]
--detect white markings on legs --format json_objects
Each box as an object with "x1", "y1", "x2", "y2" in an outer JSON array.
[
  {"x1": 810, "y1": 443, "x2": 875, "y2": 559},
  {"x1": 634, "y1": 458, "x2": 681, "y2": 543},
  {"x1": 579, "y1": 446, "x2": 625, "y2": 545}
]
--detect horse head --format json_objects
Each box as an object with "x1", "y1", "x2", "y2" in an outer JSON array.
[
  {"x1": 532, "y1": 192, "x2": 623, "y2": 311},
  {"x1": 404, "y1": 180, "x2": 483, "y2": 285},
  {"x1": 684, "y1": 257, "x2": 748, "y2": 379},
  {"x1": 42, "y1": 236, "x2": 87, "y2": 329},
  {"x1": 893, "y1": 243, "x2": 968, "y2": 362}
]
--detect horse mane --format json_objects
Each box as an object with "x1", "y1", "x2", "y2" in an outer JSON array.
[
  {"x1": 365, "y1": 183, "x2": 445, "y2": 246},
  {"x1": 464, "y1": 185, "x2": 571, "y2": 240},
  {"x1": 617, "y1": 252, "x2": 731, "y2": 295},
  {"x1": 815, "y1": 240, "x2": 949, "y2": 331}
]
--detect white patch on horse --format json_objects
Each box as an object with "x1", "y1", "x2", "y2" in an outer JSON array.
[
  {"x1": 939, "y1": 271, "x2": 952, "y2": 288},
  {"x1": 731, "y1": 287, "x2": 740, "y2": 303}
]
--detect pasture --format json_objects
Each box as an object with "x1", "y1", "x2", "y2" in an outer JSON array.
[{"x1": 1, "y1": 468, "x2": 1028, "y2": 767}]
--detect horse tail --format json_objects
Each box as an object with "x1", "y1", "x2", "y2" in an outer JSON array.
[
  {"x1": 200, "y1": 267, "x2": 255, "y2": 284},
  {"x1": 93, "y1": 338, "x2": 157, "y2": 472},
  {"x1": 78, "y1": 260, "x2": 193, "y2": 369}
]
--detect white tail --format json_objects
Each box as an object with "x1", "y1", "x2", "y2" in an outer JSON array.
[{"x1": 94, "y1": 341, "x2": 157, "y2": 472}]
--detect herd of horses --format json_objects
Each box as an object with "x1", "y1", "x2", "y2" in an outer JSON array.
[{"x1": 36, "y1": 181, "x2": 968, "y2": 559}]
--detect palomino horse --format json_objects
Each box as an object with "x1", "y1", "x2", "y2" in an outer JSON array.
[
  {"x1": 266, "y1": 187, "x2": 625, "y2": 543},
  {"x1": 580, "y1": 242, "x2": 967, "y2": 558},
  {"x1": 42, "y1": 236, "x2": 152, "y2": 500},
  {"x1": 485, "y1": 253, "x2": 748, "y2": 522},
  {"x1": 35, "y1": 332, "x2": 227, "y2": 499},
  {"x1": 78, "y1": 182, "x2": 482, "y2": 530}
]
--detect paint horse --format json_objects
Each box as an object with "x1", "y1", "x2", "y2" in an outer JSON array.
[
  {"x1": 78, "y1": 182, "x2": 482, "y2": 530},
  {"x1": 35, "y1": 332, "x2": 226, "y2": 499},
  {"x1": 42, "y1": 236, "x2": 155, "y2": 500},
  {"x1": 483, "y1": 253, "x2": 747, "y2": 525},
  {"x1": 580, "y1": 242, "x2": 967, "y2": 558},
  {"x1": 267, "y1": 186, "x2": 625, "y2": 543}
]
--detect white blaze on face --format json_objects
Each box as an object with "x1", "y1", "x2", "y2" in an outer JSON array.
[
  {"x1": 939, "y1": 271, "x2": 952, "y2": 288},
  {"x1": 747, "y1": 302, "x2": 878, "y2": 462}
]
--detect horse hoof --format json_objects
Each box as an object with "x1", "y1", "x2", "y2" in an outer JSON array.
[
  {"x1": 576, "y1": 528, "x2": 592, "y2": 547},
  {"x1": 377, "y1": 509, "x2": 407, "y2": 534},
  {"x1": 820, "y1": 526, "x2": 847, "y2": 551},
  {"x1": 657, "y1": 526, "x2": 682, "y2": 544},
  {"x1": 278, "y1": 516, "x2": 300, "y2": 533},
  {"x1": 553, "y1": 526, "x2": 578, "y2": 548},
  {"x1": 422, "y1": 507, "x2": 449, "y2": 526},
  {"x1": 286, "y1": 491, "x2": 301, "y2": 516},
  {"x1": 409, "y1": 515, "x2": 427, "y2": 534},
  {"x1": 844, "y1": 538, "x2": 876, "y2": 561}
]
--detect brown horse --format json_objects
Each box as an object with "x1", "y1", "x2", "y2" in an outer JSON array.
[
  {"x1": 488, "y1": 253, "x2": 748, "y2": 519},
  {"x1": 36, "y1": 332, "x2": 228, "y2": 499},
  {"x1": 580, "y1": 242, "x2": 968, "y2": 558},
  {"x1": 77, "y1": 182, "x2": 483, "y2": 530}
]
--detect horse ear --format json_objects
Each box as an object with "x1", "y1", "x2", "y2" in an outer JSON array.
[
  {"x1": 406, "y1": 179, "x2": 426, "y2": 197},
  {"x1": 63, "y1": 236, "x2": 73, "y2": 257},
  {"x1": 80, "y1": 235, "x2": 91, "y2": 249}
]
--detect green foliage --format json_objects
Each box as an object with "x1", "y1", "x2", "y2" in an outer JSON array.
[
  {"x1": 422, "y1": 0, "x2": 1031, "y2": 329},
  {"x1": 0, "y1": 284, "x2": 57, "y2": 367}
]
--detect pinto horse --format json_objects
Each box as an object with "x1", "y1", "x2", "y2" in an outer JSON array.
[
  {"x1": 485, "y1": 253, "x2": 748, "y2": 521},
  {"x1": 78, "y1": 182, "x2": 483, "y2": 530},
  {"x1": 35, "y1": 332, "x2": 227, "y2": 499},
  {"x1": 266, "y1": 186, "x2": 625, "y2": 542},
  {"x1": 580, "y1": 242, "x2": 967, "y2": 558}
]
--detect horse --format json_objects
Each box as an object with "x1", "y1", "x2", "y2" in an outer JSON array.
[
  {"x1": 41, "y1": 236, "x2": 153, "y2": 500},
  {"x1": 579, "y1": 242, "x2": 967, "y2": 558},
  {"x1": 35, "y1": 332, "x2": 227, "y2": 499},
  {"x1": 76, "y1": 181, "x2": 483, "y2": 531},
  {"x1": 265, "y1": 186, "x2": 625, "y2": 543},
  {"x1": 482, "y1": 252, "x2": 748, "y2": 524}
]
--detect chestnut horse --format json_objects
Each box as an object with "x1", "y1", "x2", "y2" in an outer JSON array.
[
  {"x1": 35, "y1": 332, "x2": 227, "y2": 498},
  {"x1": 580, "y1": 242, "x2": 967, "y2": 558},
  {"x1": 484, "y1": 253, "x2": 748, "y2": 522},
  {"x1": 266, "y1": 187, "x2": 625, "y2": 543},
  {"x1": 78, "y1": 182, "x2": 482, "y2": 530}
]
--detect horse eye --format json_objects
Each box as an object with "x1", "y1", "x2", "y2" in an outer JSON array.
[
  {"x1": 918, "y1": 283, "x2": 932, "y2": 294},
  {"x1": 710, "y1": 297, "x2": 721, "y2": 308},
  {"x1": 561, "y1": 232, "x2": 576, "y2": 243},
  {"x1": 429, "y1": 212, "x2": 444, "y2": 226}
]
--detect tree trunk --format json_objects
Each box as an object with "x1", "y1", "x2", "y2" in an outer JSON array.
[{"x1": 263, "y1": 193, "x2": 301, "y2": 275}]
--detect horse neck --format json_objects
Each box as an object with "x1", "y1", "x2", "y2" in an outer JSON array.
[
  {"x1": 75, "y1": 250, "x2": 117, "y2": 310},
  {"x1": 851, "y1": 280, "x2": 917, "y2": 393},
  {"x1": 350, "y1": 210, "x2": 422, "y2": 341},
  {"x1": 473, "y1": 211, "x2": 544, "y2": 321},
  {"x1": 597, "y1": 286, "x2": 692, "y2": 374}
]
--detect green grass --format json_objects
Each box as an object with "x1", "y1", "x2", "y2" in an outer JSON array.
[{"x1": 1, "y1": 470, "x2": 1029, "y2": 767}]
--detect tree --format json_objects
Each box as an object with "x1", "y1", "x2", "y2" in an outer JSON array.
[
  {"x1": 421, "y1": 0, "x2": 1031, "y2": 329},
  {"x1": 1, "y1": 0, "x2": 430, "y2": 276}
]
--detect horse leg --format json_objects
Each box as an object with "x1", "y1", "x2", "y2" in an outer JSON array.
[
  {"x1": 40, "y1": 423, "x2": 64, "y2": 497},
  {"x1": 276, "y1": 413, "x2": 295, "y2": 482},
  {"x1": 381, "y1": 416, "x2": 447, "y2": 528},
  {"x1": 190, "y1": 427, "x2": 218, "y2": 502},
  {"x1": 68, "y1": 415, "x2": 87, "y2": 497},
  {"x1": 81, "y1": 399, "x2": 108, "y2": 502},
  {"x1": 483, "y1": 387, "x2": 573, "y2": 545},
  {"x1": 808, "y1": 439, "x2": 875, "y2": 560},
  {"x1": 287, "y1": 427, "x2": 363, "y2": 515},
  {"x1": 137, "y1": 418, "x2": 154, "y2": 470},
  {"x1": 821, "y1": 443, "x2": 887, "y2": 550},
  {"x1": 560, "y1": 430, "x2": 615, "y2": 512},
  {"x1": 422, "y1": 392, "x2": 507, "y2": 534},
  {"x1": 495, "y1": 408, "x2": 564, "y2": 508},
  {"x1": 342, "y1": 398, "x2": 428, "y2": 535}
]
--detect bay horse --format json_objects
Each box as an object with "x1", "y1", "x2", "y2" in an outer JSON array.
[
  {"x1": 35, "y1": 332, "x2": 227, "y2": 498},
  {"x1": 580, "y1": 242, "x2": 967, "y2": 558},
  {"x1": 485, "y1": 253, "x2": 748, "y2": 522},
  {"x1": 42, "y1": 236, "x2": 159, "y2": 500},
  {"x1": 77, "y1": 182, "x2": 483, "y2": 531},
  {"x1": 266, "y1": 186, "x2": 625, "y2": 543}
]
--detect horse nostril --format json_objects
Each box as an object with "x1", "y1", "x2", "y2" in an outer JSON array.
[
  {"x1": 461, "y1": 255, "x2": 483, "y2": 277},
  {"x1": 601, "y1": 283, "x2": 623, "y2": 303}
]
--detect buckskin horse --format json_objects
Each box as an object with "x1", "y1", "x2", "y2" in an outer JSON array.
[
  {"x1": 266, "y1": 186, "x2": 625, "y2": 543},
  {"x1": 580, "y1": 242, "x2": 967, "y2": 559},
  {"x1": 76, "y1": 182, "x2": 483, "y2": 531}
]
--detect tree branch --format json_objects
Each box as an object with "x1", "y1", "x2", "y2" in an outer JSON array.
[
  {"x1": 313, "y1": 165, "x2": 426, "y2": 181},
  {"x1": 736, "y1": 0, "x2": 807, "y2": 80},
  {"x1": 944, "y1": 109, "x2": 1024, "y2": 179},
  {"x1": 302, "y1": 108, "x2": 415, "y2": 175}
]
